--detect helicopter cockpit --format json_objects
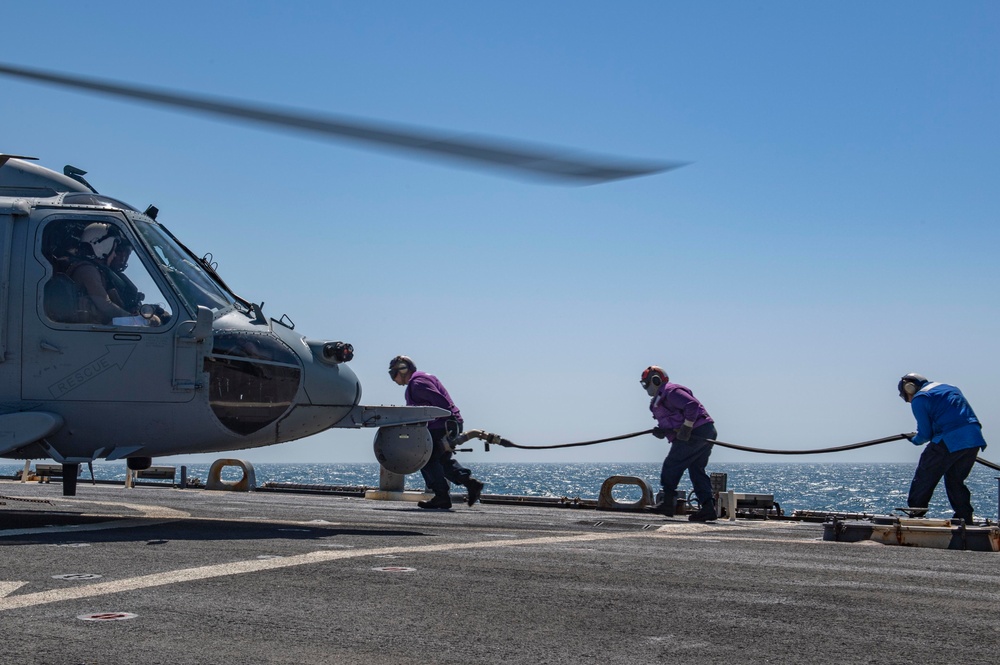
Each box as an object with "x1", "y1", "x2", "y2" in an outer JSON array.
[
  {"x1": 40, "y1": 202, "x2": 246, "y2": 329},
  {"x1": 35, "y1": 198, "x2": 308, "y2": 438},
  {"x1": 41, "y1": 216, "x2": 174, "y2": 327}
]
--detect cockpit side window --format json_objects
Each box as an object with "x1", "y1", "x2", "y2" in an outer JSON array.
[{"x1": 41, "y1": 219, "x2": 173, "y2": 328}]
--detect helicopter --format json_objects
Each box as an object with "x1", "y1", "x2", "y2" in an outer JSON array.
[{"x1": 0, "y1": 63, "x2": 679, "y2": 497}]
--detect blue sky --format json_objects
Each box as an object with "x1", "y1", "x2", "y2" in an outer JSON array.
[{"x1": 2, "y1": 2, "x2": 997, "y2": 466}]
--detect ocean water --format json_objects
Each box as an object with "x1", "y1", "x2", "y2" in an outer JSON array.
[{"x1": 2, "y1": 461, "x2": 998, "y2": 521}]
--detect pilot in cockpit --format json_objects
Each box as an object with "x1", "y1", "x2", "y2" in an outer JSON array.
[
  {"x1": 71, "y1": 223, "x2": 162, "y2": 327},
  {"x1": 106, "y1": 237, "x2": 141, "y2": 309}
]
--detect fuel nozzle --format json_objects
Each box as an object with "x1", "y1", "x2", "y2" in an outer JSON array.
[{"x1": 449, "y1": 429, "x2": 512, "y2": 452}]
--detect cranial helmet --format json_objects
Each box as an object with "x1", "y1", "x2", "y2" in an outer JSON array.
[
  {"x1": 898, "y1": 373, "x2": 929, "y2": 401},
  {"x1": 640, "y1": 366, "x2": 668, "y2": 396},
  {"x1": 388, "y1": 355, "x2": 416, "y2": 380},
  {"x1": 80, "y1": 222, "x2": 119, "y2": 260}
]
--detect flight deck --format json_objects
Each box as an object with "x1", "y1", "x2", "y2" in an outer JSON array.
[{"x1": 2, "y1": 478, "x2": 999, "y2": 665}]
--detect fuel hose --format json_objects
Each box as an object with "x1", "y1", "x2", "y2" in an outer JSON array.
[{"x1": 465, "y1": 429, "x2": 1000, "y2": 470}]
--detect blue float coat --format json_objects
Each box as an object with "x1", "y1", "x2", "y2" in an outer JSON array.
[{"x1": 910, "y1": 382, "x2": 986, "y2": 452}]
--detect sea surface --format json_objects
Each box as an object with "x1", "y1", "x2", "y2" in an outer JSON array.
[{"x1": 3, "y1": 461, "x2": 998, "y2": 521}]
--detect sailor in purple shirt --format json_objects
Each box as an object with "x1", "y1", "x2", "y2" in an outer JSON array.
[
  {"x1": 389, "y1": 355, "x2": 484, "y2": 510},
  {"x1": 641, "y1": 365, "x2": 718, "y2": 522}
]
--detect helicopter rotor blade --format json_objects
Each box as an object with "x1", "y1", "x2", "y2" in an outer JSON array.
[{"x1": 0, "y1": 62, "x2": 685, "y2": 185}]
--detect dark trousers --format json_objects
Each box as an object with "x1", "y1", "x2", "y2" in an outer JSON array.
[
  {"x1": 420, "y1": 427, "x2": 471, "y2": 497},
  {"x1": 660, "y1": 423, "x2": 717, "y2": 509},
  {"x1": 907, "y1": 441, "x2": 979, "y2": 523}
]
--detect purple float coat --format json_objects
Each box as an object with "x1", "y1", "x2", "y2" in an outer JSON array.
[
  {"x1": 649, "y1": 382, "x2": 714, "y2": 442},
  {"x1": 404, "y1": 371, "x2": 463, "y2": 430}
]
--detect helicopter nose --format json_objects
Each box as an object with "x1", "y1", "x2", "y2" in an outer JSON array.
[
  {"x1": 300, "y1": 339, "x2": 362, "y2": 407},
  {"x1": 320, "y1": 341, "x2": 354, "y2": 363},
  {"x1": 306, "y1": 339, "x2": 355, "y2": 366}
]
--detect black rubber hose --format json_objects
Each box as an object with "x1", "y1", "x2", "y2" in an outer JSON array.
[
  {"x1": 494, "y1": 430, "x2": 908, "y2": 452},
  {"x1": 975, "y1": 456, "x2": 1000, "y2": 472},
  {"x1": 707, "y1": 433, "x2": 911, "y2": 455},
  {"x1": 492, "y1": 429, "x2": 654, "y2": 450},
  {"x1": 493, "y1": 430, "x2": 1000, "y2": 471}
]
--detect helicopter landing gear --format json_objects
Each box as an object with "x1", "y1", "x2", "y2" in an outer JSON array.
[{"x1": 61, "y1": 462, "x2": 79, "y2": 497}]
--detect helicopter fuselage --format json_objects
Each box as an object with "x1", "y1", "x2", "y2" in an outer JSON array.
[{"x1": 0, "y1": 156, "x2": 442, "y2": 484}]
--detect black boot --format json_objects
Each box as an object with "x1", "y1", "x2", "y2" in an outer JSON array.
[
  {"x1": 654, "y1": 500, "x2": 675, "y2": 517},
  {"x1": 418, "y1": 494, "x2": 452, "y2": 510},
  {"x1": 688, "y1": 504, "x2": 717, "y2": 522},
  {"x1": 465, "y1": 478, "x2": 484, "y2": 506},
  {"x1": 652, "y1": 490, "x2": 675, "y2": 517}
]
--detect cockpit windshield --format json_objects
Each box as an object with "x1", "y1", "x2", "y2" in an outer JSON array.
[{"x1": 130, "y1": 218, "x2": 238, "y2": 314}]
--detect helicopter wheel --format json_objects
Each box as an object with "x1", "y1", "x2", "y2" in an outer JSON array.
[{"x1": 127, "y1": 456, "x2": 152, "y2": 471}]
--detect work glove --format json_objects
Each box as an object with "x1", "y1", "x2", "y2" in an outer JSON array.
[
  {"x1": 903, "y1": 432, "x2": 918, "y2": 443},
  {"x1": 676, "y1": 420, "x2": 694, "y2": 442},
  {"x1": 445, "y1": 417, "x2": 463, "y2": 440},
  {"x1": 651, "y1": 426, "x2": 667, "y2": 439}
]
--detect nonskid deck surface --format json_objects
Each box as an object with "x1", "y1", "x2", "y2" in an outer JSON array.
[{"x1": 2, "y1": 479, "x2": 999, "y2": 665}]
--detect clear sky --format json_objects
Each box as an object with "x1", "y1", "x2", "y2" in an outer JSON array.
[{"x1": 2, "y1": 2, "x2": 997, "y2": 467}]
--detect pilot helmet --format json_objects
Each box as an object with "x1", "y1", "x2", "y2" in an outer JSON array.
[
  {"x1": 897, "y1": 373, "x2": 929, "y2": 401},
  {"x1": 80, "y1": 222, "x2": 119, "y2": 260},
  {"x1": 388, "y1": 355, "x2": 416, "y2": 380},
  {"x1": 640, "y1": 366, "x2": 668, "y2": 396}
]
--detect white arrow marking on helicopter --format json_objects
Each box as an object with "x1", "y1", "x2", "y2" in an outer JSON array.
[
  {"x1": 48, "y1": 344, "x2": 137, "y2": 398},
  {"x1": 0, "y1": 582, "x2": 28, "y2": 598},
  {"x1": 0, "y1": 531, "x2": 634, "y2": 611}
]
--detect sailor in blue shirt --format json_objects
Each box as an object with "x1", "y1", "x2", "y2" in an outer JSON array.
[{"x1": 898, "y1": 373, "x2": 987, "y2": 524}]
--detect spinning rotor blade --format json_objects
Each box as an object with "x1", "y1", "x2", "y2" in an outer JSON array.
[{"x1": 0, "y1": 62, "x2": 684, "y2": 184}]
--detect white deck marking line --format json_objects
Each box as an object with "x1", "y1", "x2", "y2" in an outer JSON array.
[
  {"x1": 0, "y1": 531, "x2": 632, "y2": 612},
  {"x1": 0, "y1": 582, "x2": 28, "y2": 598}
]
